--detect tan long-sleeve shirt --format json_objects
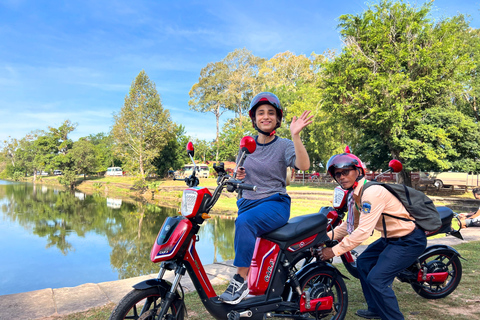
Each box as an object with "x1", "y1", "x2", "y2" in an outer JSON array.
[{"x1": 330, "y1": 178, "x2": 416, "y2": 257}]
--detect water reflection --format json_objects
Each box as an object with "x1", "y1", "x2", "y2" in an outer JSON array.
[
  {"x1": 0, "y1": 181, "x2": 235, "y2": 295},
  {"x1": 107, "y1": 198, "x2": 122, "y2": 209}
]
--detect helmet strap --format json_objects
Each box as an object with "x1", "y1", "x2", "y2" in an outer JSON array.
[{"x1": 254, "y1": 124, "x2": 276, "y2": 137}]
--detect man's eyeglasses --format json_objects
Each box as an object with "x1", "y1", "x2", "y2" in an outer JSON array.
[{"x1": 334, "y1": 169, "x2": 354, "y2": 179}]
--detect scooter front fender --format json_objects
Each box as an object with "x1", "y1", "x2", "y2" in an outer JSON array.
[
  {"x1": 133, "y1": 278, "x2": 173, "y2": 291},
  {"x1": 297, "y1": 260, "x2": 350, "y2": 281},
  {"x1": 419, "y1": 244, "x2": 465, "y2": 260}
]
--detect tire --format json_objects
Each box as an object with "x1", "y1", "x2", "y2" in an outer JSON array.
[
  {"x1": 433, "y1": 180, "x2": 443, "y2": 189},
  {"x1": 410, "y1": 250, "x2": 462, "y2": 299},
  {"x1": 109, "y1": 287, "x2": 184, "y2": 320},
  {"x1": 340, "y1": 254, "x2": 359, "y2": 279},
  {"x1": 298, "y1": 269, "x2": 348, "y2": 320}
]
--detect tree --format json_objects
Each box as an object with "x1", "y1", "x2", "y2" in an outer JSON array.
[
  {"x1": 152, "y1": 125, "x2": 188, "y2": 177},
  {"x1": 189, "y1": 62, "x2": 230, "y2": 161},
  {"x1": 69, "y1": 139, "x2": 97, "y2": 178},
  {"x1": 217, "y1": 118, "x2": 256, "y2": 161},
  {"x1": 258, "y1": 51, "x2": 338, "y2": 170},
  {"x1": 112, "y1": 70, "x2": 175, "y2": 178},
  {"x1": 321, "y1": 0, "x2": 479, "y2": 184},
  {"x1": 87, "y1": 133, "x2": 121, "y2": 172},
  {"x1": 48, "y1": 120, "x2": 77, "y2": 155},
  {"x1": 222, "y1": 48, "x2": 264, "y2": 123}
]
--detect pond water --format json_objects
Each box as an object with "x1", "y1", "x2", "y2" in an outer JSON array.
[{"x1": 0, "y1": 181, "x2": 235, "y2": 295}]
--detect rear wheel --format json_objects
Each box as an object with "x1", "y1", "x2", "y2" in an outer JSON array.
[
  {"x1": 433, "y1": 180, "x2": 443, "y2": 189},
  {"x1": 340, "y1": 253, "x2": 359, "y2": 279},
  {"x1": 109, "y1": 288, "x2": 184, "y2": 320},
  {"x1": 411, "y1": 250, "x2": 462, "y2": 299},
  {"x1": 298, "y1": 269, "x2": 348, "y2": 320}
]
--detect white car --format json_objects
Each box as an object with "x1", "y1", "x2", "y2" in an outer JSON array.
[{"x1": 105, "y1": 167, "x2": 123, "y2": 176}]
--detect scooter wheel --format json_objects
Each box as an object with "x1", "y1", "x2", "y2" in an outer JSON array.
[
  {"x1": 109, "y1": 287, "x2": 184, "y2": 320},
  {"x1": 298, "y1": 269, "x2": 348, "y2": 320},
  {"x1": 410, "y1": 250, "x2": 462, "y2": 299}
]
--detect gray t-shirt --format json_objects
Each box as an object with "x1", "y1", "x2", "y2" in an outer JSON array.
[{"x1": 239, "y1": 136, "x2": 296, "y2": 200}]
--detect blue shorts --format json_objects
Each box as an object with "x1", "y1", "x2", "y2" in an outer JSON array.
[{"x1": 233, "y1": 193, "x2": 291, "y2": 267}]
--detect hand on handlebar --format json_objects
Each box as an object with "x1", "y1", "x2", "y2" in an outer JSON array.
[{"x1": 236, "y1": 167, "x2": 246, "y2": 180}]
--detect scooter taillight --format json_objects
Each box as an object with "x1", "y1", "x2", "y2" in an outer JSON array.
[{"x1": 150, "y1": 216, "x2": 192, "y2": 263}]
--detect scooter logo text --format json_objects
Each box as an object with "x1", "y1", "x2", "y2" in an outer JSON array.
[{"x1": 264, "y1": 259, "x2": 275, "y2": 282}]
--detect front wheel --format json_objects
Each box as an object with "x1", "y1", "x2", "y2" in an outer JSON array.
[
  {"x1": 298, "y1": 268, "x2": 348, "y2": 320},
  {"x1": 109, "y1": 287, "x2": 184, "y2": 320},
  {"x1": 410, "y1": 250, "x2": 462, "y2": 299}
]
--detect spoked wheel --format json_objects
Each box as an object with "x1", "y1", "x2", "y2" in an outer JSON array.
[
  {"x1": 109, "y1": 288, "x2": 184, "y2": 320},
  {"x1": 411, "y1": 250, "x2": 462, "y2": 299},
  {"x1": 298, "y1": 269, "x2": 348, "y2": 320}
]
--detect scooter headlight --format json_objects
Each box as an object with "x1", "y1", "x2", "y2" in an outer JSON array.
[{"x1": 181, "y1": 189, "x2": 198, "y2": 217}]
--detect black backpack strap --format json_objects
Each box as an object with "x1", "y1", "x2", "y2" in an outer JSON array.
[{"x1": 363, "y1": 181, "x2": 416, "y2": 238}]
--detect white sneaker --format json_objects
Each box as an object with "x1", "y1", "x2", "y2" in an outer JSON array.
[{"x1": 218, "y1": 274, "x2": 248, "y2": 304}]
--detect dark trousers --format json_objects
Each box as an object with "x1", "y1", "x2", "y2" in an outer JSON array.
[{"x1": 357, "y1": 228, "x2": 427, "y2": 320}]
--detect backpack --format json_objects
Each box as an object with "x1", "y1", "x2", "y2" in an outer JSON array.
[{"x1": 361, "y1": 181, "x2": 442, "y2": 232}]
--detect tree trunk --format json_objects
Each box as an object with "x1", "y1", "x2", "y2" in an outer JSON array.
[
  {"x1": 216, "y1": 112, "x2": 220, "y2": 162},
  {"x1": 398, "y1": 170, "x2": 412, "y2": 187},
  {"x1": 140, "y1": 153, "x2": 145, "y2": 179}
]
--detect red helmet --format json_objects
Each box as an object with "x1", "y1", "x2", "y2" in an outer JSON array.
[
  {"x1": 326, "y1": 153, "x2": 366, "y2": 179},
  {"x1": 248, "y1": 92, "x2": 283, "y2": 129}
]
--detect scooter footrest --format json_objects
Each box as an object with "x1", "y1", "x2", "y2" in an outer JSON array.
[{"x1": 227, "y1": 311, "x2": 240, "y2": 320}]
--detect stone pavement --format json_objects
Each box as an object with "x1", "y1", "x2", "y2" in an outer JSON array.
[{"x1": 0, "y1": 228, "x2": 478, "y2": 320}]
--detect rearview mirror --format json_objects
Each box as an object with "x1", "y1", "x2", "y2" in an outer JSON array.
[
  {"x1": 186, "y1": 141, "x2": 194, "y2": 158},
  {"x1": 240, "y1": 136, "x2": 256, "y2": 154},
  {"x1": 388, "y1": 159, "x2": 403, "y2": 173}
]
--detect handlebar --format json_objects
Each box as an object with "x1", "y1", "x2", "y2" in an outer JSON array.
[
  {"x1": 239, "y1": 183, "x2": 257, "y2": 191},
  {"x1": 225, "y1": 179, "x2": 257, "y2": 192}
]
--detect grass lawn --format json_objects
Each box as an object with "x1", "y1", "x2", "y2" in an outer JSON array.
[{"x1": 55, "y1": 240, "x2": 480, "y2": 320}]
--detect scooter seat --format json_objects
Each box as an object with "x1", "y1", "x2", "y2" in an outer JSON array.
[
  {"x1": 262, "y1": 212, "x2": 328, "y2": 242},
  {"x1": 435, "y1": 206, "x2": 455, "y2": 234},
  {"x1": 436, "y1": 206, "x2": 453, "y2": 220}
]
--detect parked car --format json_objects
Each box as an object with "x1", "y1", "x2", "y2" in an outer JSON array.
[
  {"x1": 179, "y1": 164, "x2": 210, "y2": 179},
  {"x1": 417, "y1": 171, "x2": 480, "y2": 188},
  {"x1": 35, "y1": 171, "x2": 49, "y2": 176},
  {"x1": 105, "y1": 167, "x2": 123, "y2": 176},
  {"x1": 53, "y1": 170, "x2": 62, "y2": 175}
]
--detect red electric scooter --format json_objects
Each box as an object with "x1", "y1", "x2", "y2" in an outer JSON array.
[{"x1": 109, "y1": 136, "x2": 349, "y2": 320}]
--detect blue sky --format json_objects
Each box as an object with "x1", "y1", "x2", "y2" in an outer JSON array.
[{"x1": 1, "y1": 0, "x2": 479, "y2": 143}]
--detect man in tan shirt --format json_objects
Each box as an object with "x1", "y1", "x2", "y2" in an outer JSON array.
[{"x1": 319, "y1": 153, "x2": 427, "y2": 320}]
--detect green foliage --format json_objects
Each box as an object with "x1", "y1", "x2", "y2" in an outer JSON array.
[
  {"x1": 132, "y1": 178, "x2": 148, "y2": 191},
  {"x1": 152, "y1": 125, "x2": 188, "y2": 176},
  {"x1": 57, "y1": 168, "x2": 77, "y2": 189},
  {"x1": 87, "y1": 133, "x2": 121, "y2": 172},
  {"x1": 93, "y1": 182, "x2": 103, "y2": 189},
  {"x1": 112, "y1": 70, "x2": 176, "y2": 179},
  {"x1": 12, "y1": 171, "x2": 24, "y2": 181},
  {"x1": 189, "y1": 48, "x2": 263, "y2": 160},
  {"x1": 321, "y1": 0, "x2": 480, "y2": 180},
  {"x1": 217, "y1": 118, "x2": 256, "y2": 161},
  {"x1": 69, "y1": 139, "x2": 97, "y2": 177}
]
